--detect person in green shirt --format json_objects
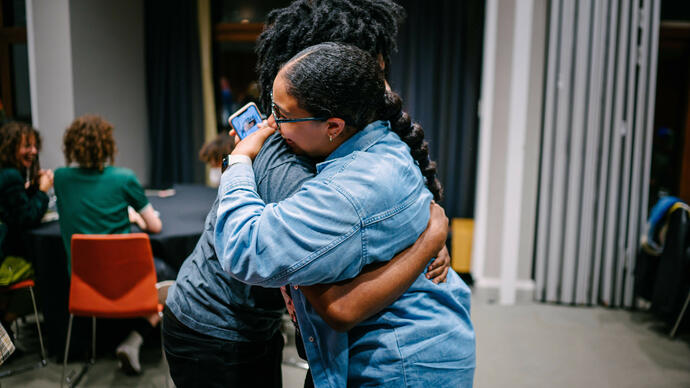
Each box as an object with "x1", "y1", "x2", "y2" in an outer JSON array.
[{"x1": 54, "y1": 114, "x2": 170, "y2": 375}]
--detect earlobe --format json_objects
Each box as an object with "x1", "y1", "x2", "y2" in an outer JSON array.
[{"x1": 327, "y1": 118, "x2": 346, "y2": 140}]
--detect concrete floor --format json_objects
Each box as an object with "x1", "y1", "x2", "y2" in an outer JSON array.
[
  {"x1": 1, "y1": 295, "x2": 689, "y2": 387},
  {"x1": 472, "y1": 299, "x2": 690, "y2": 387}
]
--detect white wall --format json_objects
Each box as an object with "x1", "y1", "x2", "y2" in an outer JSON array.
[
  {"x1": 27, "y1": 0, "x2": 75, "y2": 171},
  {"x1": 26, "y1": 0, "x2": 150, "y2": 184},
  {"x1": 69, "y1": 0, "x2": 149, "y2": 183}
]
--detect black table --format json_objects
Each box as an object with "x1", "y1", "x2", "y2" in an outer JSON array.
[{"x1": 27, "y1": 184, "x2": 217, "y2": 358}]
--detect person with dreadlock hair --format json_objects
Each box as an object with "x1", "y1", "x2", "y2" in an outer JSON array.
[
  {"x1": 216, "y1": 42, "x2": 475, "y2": 387},
  {"x1": 256, "y1": 0, "x2": 443, "y2": 210},
  {"x1": 255, "y1": 0, "x2": 405, "y2": 109},
  {"x1": 163, "y1": 2, "x2": 453, "y2": 387}
]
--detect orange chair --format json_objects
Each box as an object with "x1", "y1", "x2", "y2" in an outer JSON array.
[
  {"x1": 61, "y1": 234, "x2": 160, "y2": 388},
  {"x1": 0, "y1": 279, "x2": 47, "y2": 378}
]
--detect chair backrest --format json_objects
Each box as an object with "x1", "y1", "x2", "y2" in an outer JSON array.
[{"x1": 69, "y1": 233, "x2": 158, "y2": 318}]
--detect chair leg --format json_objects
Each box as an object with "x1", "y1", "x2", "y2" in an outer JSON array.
[
  {"x1": 27, "y1": 286, "x2": 47, "y2": 365},
  {"x1": 65, "y1": 317, "x2": 95, "y2": 387},
  {"x1": 90, "y1": 317, "x2": 96, "y2": 365},
  {"x1": 160, "y1": 316, "x2": 167, "y2": 388},
  {"x1": 670, "y1": 289, "x2": 690, "y2": 338},
  {"x1": 61, "y1": 314, "x2": 74, "y2": 388}
]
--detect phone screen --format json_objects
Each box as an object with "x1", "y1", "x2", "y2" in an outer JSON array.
[{"x1": 230, "y1": 103, "x2": 263, "y2": 140}]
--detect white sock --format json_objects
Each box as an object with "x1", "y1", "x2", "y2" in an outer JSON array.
[
  {"x1": 120, "y1": 331, "x2": 143, "y2": 348},
  {"x1": 116, "y1": 331, "x2": 143, "y2": 374}
]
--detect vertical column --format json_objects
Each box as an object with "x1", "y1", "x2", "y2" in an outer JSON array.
[
  {"x1": 471, "y1": 0, "x2": 498, "y2": 283},
  {"x1": 198, "y1": 0, "x2": 217, "y2": 186},
  {"x1": 498, "y1": 0, "x2": 534, "y2": 305}
]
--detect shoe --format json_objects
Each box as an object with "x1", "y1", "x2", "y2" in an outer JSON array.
[{"x1": 116, "y1": 344, "x2": 141, "y2": 375}]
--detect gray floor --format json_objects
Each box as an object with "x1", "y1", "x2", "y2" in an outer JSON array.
[
  {"x1": 472, "y1": 298, "x2": 690, "y2": 387},
  {"x1": 2, "y1": 295, "x2": 689, "y2": 387}
]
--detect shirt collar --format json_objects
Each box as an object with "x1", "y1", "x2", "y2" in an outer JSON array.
[{"x1": 316, "y1": 120, "x2": 390, "y2": 173}]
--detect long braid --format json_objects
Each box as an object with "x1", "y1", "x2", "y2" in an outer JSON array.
[{"x1": 380, "y1": 91, "x2": 443, "y2": 202}]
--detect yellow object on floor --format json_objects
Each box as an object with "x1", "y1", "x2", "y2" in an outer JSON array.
[{"x1": 451, "y1": 218, "x2": 473, "y2": 273}]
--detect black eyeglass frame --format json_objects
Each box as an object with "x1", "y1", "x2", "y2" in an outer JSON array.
[{"x1": 270, "y1": 92, "x2": 328, "y2": 130}]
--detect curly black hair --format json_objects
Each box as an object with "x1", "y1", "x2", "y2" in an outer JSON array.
[
  {"x1": 256, "y1": 0, "x2": 405, "y2": 113},
  {"x1": 282, "y1": 42, "x2": 443, "y2": 201}
]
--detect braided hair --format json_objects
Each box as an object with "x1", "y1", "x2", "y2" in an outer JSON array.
[
  {"x1": 380, "y1": 92, "x2": 443, "y2": 201},
  {"x1": 256, "y1": 0, "x2": 405, "y2": 113},
  {"x1": 282, "y1": 43, "x2": 443, "y2": 201}
]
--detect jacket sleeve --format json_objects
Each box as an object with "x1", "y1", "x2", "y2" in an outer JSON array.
[
  {"x1": 214, "y1": 163, "x2": 364, "y2": 287},
  {"x1": 0, "y1": 169, "x2": 48, "y2": 228}
]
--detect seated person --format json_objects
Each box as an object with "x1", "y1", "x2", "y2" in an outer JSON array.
[
  {"x1": 54, "y1": 114, "x2": 173, "y2": 375},
  {"x1": 0, "y1": 122, "x2": 53, "y2": 333},
  {"x1": 198, "y1": 133, "x2": 234, "y2": 187}
]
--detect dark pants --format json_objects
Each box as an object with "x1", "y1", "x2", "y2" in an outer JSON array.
[{"x1": 162, "y1": 306, "x2": 283, "y2": 388}]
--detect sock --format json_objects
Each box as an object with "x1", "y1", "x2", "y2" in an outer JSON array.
[{"x1": 116, "y1": 331, "x2": 143, "y2": 374}]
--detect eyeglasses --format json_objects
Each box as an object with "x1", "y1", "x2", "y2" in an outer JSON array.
[{"x1": 270, "y1": 92, "x2": 328, "y2": 130}]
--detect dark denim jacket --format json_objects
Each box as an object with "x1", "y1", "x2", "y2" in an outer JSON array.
[{"x1": 165, "y1": 133, "x2": 315, "y2": 341}]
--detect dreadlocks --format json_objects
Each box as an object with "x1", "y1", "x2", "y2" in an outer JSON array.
[
  {"x1": 257, "y1": 0, "x2": 443, "y2": 201},
  {"x1": 256, "y1": 0, "x2": 405, "y2": 113}
]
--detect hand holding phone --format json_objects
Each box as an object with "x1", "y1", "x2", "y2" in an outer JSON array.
[
  {"x1": 228, "y1": 102, "x2": 263, "y2": 140},
  {"x1": 229, "y1": 120, "x2": 276, "y2": 161}
]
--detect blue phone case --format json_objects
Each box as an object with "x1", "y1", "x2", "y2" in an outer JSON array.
[{"x1": 230, "y1": 103, "x2": 263, "y2": 140}]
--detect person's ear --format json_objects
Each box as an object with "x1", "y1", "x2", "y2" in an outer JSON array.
[{"x1": 325, "y1": 118, "x2": 346, "y2": 141}]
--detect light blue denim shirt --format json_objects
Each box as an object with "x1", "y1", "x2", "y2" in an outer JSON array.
[{"x1": 216, "y1": 121, "x2": 475, "y2": 387}]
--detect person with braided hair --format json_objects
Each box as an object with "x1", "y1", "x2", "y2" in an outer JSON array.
[
  {"x1": 165, "y1": 1, "x2": 456, "y2": 387},
  {"x1": 217, "y1": 42, "x2": 475, "y2": 387},
  {"x1": 255, "y1": 0, "x2": 405, "y2": 112}
]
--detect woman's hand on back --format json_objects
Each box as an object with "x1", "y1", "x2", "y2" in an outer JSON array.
[
  {"x1": 425, "y1": 201, "x2": 450, "y2": 284},
  {"x1": 230, "y1": 120, "x2": 275, "y2": 161},
  {"x1": 426, "y1": 245, "x2": 450, "y2": 284}
]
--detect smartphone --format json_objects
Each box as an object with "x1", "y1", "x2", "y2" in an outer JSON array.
[{"x1": 228, "y1": 102, "x2": 263, "y2": 140}]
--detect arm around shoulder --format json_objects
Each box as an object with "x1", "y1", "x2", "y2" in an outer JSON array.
[{"x1": 301, "y1": 201, "x2": 449, "y2": 332}]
